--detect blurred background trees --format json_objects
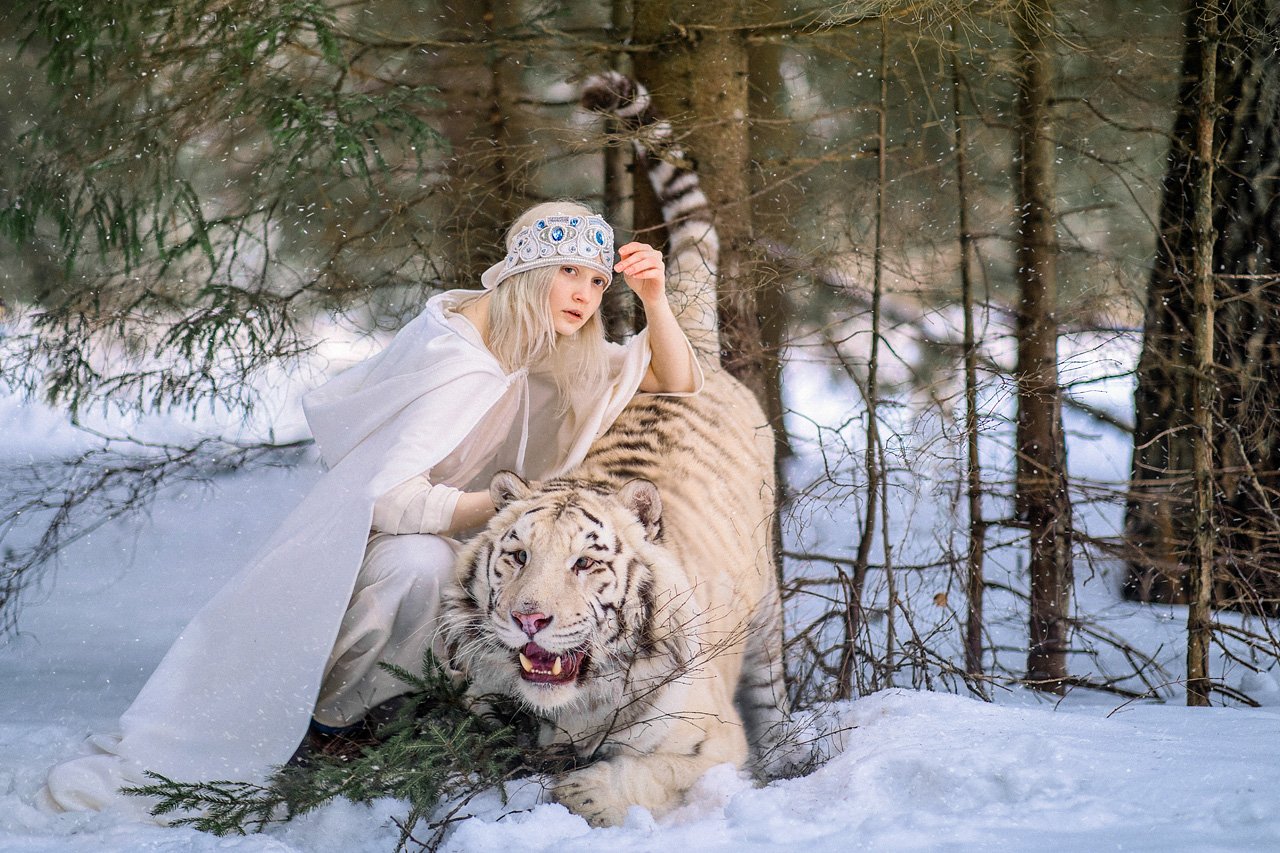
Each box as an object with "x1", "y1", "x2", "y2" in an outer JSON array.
[
  {"x1": 3, "y1": 0, "x2": 1278, "y2": 706},
  {"x1": 1126, "y1": 0, "x2": 1280, "y2": 616}
]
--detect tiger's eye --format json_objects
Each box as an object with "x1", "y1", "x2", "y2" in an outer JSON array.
[
  {"x1": 513, "y1": 549, "x2": 528, "y2": 566},
  {"x1": 574, "y1": 556, "x2": 595, "y2": 571}
]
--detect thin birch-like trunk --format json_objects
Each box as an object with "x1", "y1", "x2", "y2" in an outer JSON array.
[
  {"x1": 835, "y1": 20, "x2": 891, "y2": 698},
  {"x1": 952, "y1": 56, "x2": 987, "y2": 681},
  {"x1": 874, "y1": 19, "x2": 895, "y2": 685},
  {"x1": 1187, "y1": 0, "x2": 1220, "y2": 708}
]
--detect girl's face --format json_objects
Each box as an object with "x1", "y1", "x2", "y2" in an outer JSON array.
[{"x1": 548, "y1": 264, "x2": 608, "y2": 336}]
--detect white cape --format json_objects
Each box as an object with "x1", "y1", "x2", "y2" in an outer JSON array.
[{"x1": 43, "y1": 290, "x2": 664, "y2": 816}]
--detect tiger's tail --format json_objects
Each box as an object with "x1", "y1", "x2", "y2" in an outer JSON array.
[{"x1": 581, "y1": 72, "x2": 720, "y2": 357}]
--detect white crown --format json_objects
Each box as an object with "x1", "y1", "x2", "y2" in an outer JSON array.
[{"x1": 481, "y1": 214, "x2": 615, "y2": 290}]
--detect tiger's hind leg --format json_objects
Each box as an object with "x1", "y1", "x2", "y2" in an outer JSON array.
[{"x1": 735, "y1": 586, "x2": 809, "y2": 779}]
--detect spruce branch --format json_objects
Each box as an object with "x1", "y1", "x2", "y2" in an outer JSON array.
[
  {"x1": 123, "y1": 652, "x2": 541, "y2": 851},
  {"x1": 121, "y1": 773, "x2": 288, "y2": 835}
]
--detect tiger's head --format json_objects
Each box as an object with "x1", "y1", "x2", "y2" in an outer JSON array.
[{"x1": 442, "y1": 471, "x2": 696, "y2": 716}]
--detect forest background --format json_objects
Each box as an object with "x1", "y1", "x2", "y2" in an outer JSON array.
[{"x1": 2, "y1": 0, "x2": 1279, "y2": 727}]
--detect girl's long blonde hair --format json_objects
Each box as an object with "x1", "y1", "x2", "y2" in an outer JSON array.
[{"x1": 471, "y1": 201, "x2": 614, "y2": 411}]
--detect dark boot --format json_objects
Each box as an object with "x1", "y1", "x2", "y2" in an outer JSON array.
[{"x1": 285, "y1": 695, "x2": 412, "y2": 768}]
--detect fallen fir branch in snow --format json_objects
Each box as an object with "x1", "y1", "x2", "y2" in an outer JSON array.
[
  {"x1": 122, "y1": 655, "x2": 543, "y2": 852},
  {"x1": 120, "y1": 774, "x2": 289, "y2": 836}
]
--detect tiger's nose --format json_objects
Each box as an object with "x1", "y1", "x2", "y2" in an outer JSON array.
[{"x1": 512, "y1": 611, "x2": 553, "y2": 637}]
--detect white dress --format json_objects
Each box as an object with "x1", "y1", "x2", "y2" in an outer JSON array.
[{"x1": 42, "y1": 290, "x2": 698, "y2": 816}]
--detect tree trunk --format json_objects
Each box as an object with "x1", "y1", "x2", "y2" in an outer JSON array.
[
  {"x1": 600, "y1": 0, "x2": 638, "y2": 342},
  {"x1": 1127, "y1": 0, "x2": 1280, "y2": 619},
  {"x1": 952, "y1": 58, "x2": 987, "y2": 682},
  {"x1": 835, "y1": 21, "x2": 892, "y2": 698},
  {"x1": 745, "y1": 1, "x2": 800, "y2": 591},
  {"x1": 1012, "y1": 0, "x2": 1074, "y2": 692},
  {"x1": 746, "y1": 13, "x2": 796, "y2": 468},
  {"x1": 632, "y1": 0, "x2": 769, "y2": 402},
  {"x1": 1187, "y1": 0, "x2": 1221, "y2": 709}
]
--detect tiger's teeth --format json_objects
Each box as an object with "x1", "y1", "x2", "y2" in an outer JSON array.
[
  {"x1": 519, "y1": 652, "x2": 533, "y2": 673},
  {"x1": 552, "y1": 656, "x2": 562, "y2": 676}
]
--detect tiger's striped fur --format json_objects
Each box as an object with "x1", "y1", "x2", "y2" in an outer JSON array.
[{"x1": 439, "y1": 73, "x2": 790, "y2": 827}]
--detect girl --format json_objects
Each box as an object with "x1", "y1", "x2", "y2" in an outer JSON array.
[{"x1": 42, "y1": 200, "x2": 702, "y2": 816}]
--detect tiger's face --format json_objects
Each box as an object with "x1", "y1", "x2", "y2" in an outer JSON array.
[{"x1": 446, "y1": 472, "x2": 669, "y2": 713}]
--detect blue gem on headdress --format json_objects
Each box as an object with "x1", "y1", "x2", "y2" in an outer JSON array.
[
  {"x1": 550, "y1": 226, "x2": 565, "y2": 241},
  {"x1": 569, "y1": 217, "x2": 580, "y2": 226},
  {"x1": 536, "y1": 220, "x2": 546, "y2": 229},
  {"x1": 593, "y1": 230, "x2": 605, "y2": 246}
]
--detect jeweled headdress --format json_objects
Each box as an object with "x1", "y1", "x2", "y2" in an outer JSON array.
[{"x1": 480, "y1": 213, "x2": 615, "y2": 290}]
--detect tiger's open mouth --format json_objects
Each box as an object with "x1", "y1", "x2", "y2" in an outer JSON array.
[{"x1": 518, "y1": 641, "x2": 587, "y2": 685}]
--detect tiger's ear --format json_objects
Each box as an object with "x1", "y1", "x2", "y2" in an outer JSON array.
[
  {"x1": 490, "y1": 470, "x2": 531, "y2": 510},
  {"x1": 618, "y1": 478, "x2": 663, "y2": 541}
]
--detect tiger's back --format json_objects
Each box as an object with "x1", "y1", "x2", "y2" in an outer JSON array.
[
  {"x1": 578, "y1": 360, "x2": 789, "y2": 765},
  {"x1": 585, "y1": 368, "x2": 775, "y2": 570}
]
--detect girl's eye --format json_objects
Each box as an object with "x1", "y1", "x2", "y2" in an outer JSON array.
[
  {"x1": 512, "y1": 549, "x2": 528, "y2": 566},
  {"x1": 562, "y1": 265, "x2": 577, "y2": 275},
  {"x1": 574, "y1": 556, "x2": 596, "y2": 572},
  {"x1": 592, "y1": 277, "x2": 607, "y2": 288}
]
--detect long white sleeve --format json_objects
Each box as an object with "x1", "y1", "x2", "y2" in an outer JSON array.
[{"x1": 371, "y1": 473, "x2": 463, "y2": 535}]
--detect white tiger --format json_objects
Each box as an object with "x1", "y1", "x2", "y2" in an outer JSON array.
[{"x1": 440, "y1": 72, "x2": 790, "y2": 827}]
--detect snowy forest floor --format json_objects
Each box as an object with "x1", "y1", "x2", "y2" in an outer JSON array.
[{"x1": 3, "y1": 347, "x2": 1280, "y2": 852}]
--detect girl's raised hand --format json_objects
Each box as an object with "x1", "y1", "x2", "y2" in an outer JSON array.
[{"x1": 615, "y1": 242, "x2": 666, "y2": 304}]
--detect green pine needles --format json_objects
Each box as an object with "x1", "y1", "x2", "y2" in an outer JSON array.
[
  {"x1": 2, "y1": 0, "x2": 445, "y2": 420},
  {"x1": 123, "y1": 654, "x2": 547, "y2": 852}
]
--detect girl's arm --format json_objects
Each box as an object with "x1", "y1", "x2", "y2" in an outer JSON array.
[
  {"x1": 616, "y1": 241, "x2": 699, "y2": 394},
  {"x1": 372, "y1": 478, "x2": 494, "y2": 536},
  {"x1": 449, "y1": 490, "x2": 497, "y2": 532}
]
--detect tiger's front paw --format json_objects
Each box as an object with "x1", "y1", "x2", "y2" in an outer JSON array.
[{"x1": 551, "y1": 763, "x2": 629, "y2": 828}]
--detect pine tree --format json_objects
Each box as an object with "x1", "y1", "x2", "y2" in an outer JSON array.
[{"x1": 1, "y1": 0, "x2": 443, "y2": 418}]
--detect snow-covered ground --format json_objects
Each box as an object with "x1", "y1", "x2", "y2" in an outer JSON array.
[{"x1": 3, "y1": 334, "x2": 1280, "y2": 852}]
